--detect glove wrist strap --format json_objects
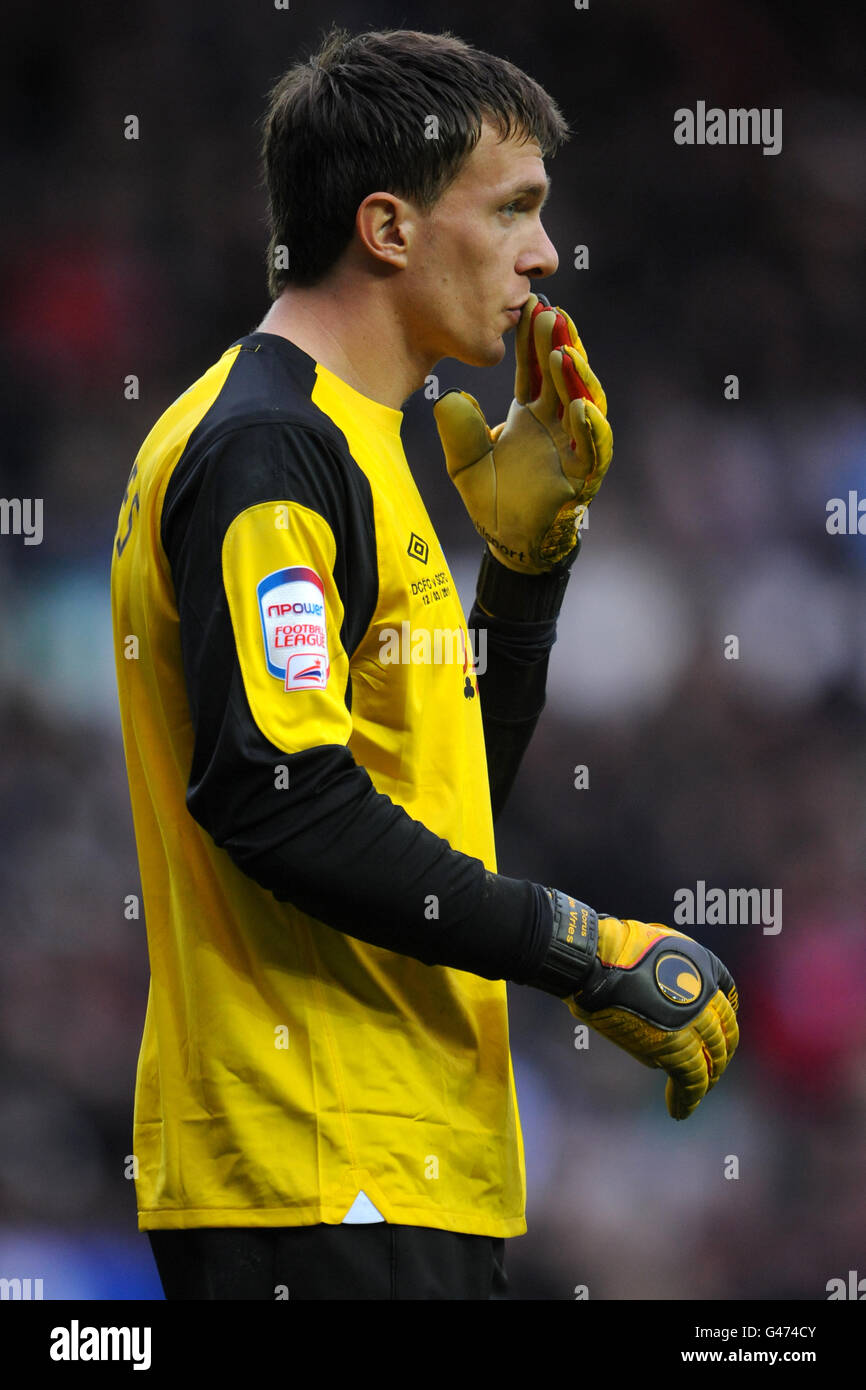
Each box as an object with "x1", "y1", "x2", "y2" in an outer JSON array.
[
  {"x1": 475, "y1": 542, "x2": 579, "y2": 623},
  {"x1": 526, "y1": 889, "x2": 599, "y2": 997}
]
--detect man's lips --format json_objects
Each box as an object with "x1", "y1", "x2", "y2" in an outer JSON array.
[{"x1": 504, "y1": 299, "x2": 529, "y2": 325}]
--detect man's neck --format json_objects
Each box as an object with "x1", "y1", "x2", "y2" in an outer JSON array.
[{"x1": 256, "y1": 282, "x2": 427, "y2": 411}]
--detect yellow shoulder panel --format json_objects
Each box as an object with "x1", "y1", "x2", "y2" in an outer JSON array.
[{"x1": 222, "y1": 500, "x2": 352, "y2": 754}]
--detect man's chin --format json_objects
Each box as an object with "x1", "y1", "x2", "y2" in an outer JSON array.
[{"x1": 451, "y1": 335, "x2": 508, "y2": 369}]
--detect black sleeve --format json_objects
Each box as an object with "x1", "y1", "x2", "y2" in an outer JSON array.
[
  {"x1": 162, "y1": 419, "x2": 555, "y2": 985},
  {"x1": 467, "y1": 542, "x2": 579, "y2": 820}
]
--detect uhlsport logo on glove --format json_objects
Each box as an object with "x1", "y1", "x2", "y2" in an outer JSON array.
[
  {"x1": 655, "y1": 952, "x2": 703, "y2": 1005},
  {"x1": 257, "y1": 565, "x2": 330, "y2": 691}
]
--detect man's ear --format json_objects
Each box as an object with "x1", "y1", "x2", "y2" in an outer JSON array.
[{"x1": 355, "y1": 192, "x2": 415, "y2": 270}]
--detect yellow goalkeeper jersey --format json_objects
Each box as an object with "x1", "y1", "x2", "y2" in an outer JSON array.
[{"x1": 110, "y1": 331, "x2": 534, "y2": 1236}]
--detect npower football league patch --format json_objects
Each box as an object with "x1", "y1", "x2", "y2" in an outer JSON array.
[{"x1": 257, "y1": 566, "x2": 330, "y2": 691}]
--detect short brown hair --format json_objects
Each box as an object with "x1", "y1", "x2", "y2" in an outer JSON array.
[{"x1": 261, "y1": 26, "x2": 570, "y2": 296}]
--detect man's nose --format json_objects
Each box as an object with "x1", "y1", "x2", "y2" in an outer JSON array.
[{"x1": 520, "y1": 224, "x2": 559, "y2": 279}]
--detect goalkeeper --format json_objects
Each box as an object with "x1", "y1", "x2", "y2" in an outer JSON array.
[{"x1": 111, "y1": 25, "x2": 738, "y2": 1302}]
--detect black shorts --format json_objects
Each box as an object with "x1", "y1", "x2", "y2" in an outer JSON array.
[{"x1": 148, "y1": 1223, "x2": 509, "y2": 1301}]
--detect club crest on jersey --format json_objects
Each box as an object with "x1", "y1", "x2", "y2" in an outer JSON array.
[{"x1": 257, "y1": 566, "x2": 330, "y2": 692}]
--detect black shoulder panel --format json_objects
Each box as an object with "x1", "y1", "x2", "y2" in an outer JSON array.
[{"x1": 161, "y1": 333, "x2": 378, "y2": 661}]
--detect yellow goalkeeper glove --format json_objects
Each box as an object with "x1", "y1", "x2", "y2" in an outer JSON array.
[
  {"x1": 433, "y1": 293, "x2": 613, "y2": 574},
  {"x1": 531, "y1": 892, "x2": 739, "y2": 1120}
]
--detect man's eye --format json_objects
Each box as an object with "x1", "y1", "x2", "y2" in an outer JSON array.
[{"x1": 500, "y1": 202, "x2": 519, "y2": 216}]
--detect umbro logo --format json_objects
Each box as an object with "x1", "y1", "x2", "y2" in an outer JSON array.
[{"x1": 407, "y1": 532, "x2": 429, "y2": 564}]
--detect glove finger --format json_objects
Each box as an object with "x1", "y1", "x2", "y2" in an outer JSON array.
[
  {"x1": 719, "y1": 990, "x2": 740, "y2": 1055},
  {"x1": 703, "y1": 990, "x2": 740, "y2": 1075},
  {"x1": 432, "y1": 389, "x2": 493, "y2": 480},
  {"x1": 666, "y1": 1071, "x2": 707, "y2": 1121},
  {"x1": 514, "y1": 293, "x2": 542, "y2": 404},
  {"x1": 561, "y1": 400, "x2": 596, "y2": 491},
  {"x1": 551, "y1": 303, "x2": 589, "y2": 360},
  {"x1": 523, "y1": 301, "x2": 588, "y2": 409},
  {"x1": 711, "y1": 955, "x2": 740, "y2": 1017},
  {"x1": 662, "y1": 1030, "x2": 710, "y2": 1120},
  {"x1": 552, "y1": 344, "x2": 608, "y2": 416},
  {"x1": 565, "y1": 398, "x2": 613, "y2": 499},
  {"x1": 529, "y1": 308, "x2": 565, "y2": 417},
  {"x1": 692, "y1": 1001, "x2": 730, "y2": 1090}
]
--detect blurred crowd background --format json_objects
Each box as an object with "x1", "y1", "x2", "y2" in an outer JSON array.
[{"x1": 1, "y1": 0, "x2": 864, "y2": 1299}]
